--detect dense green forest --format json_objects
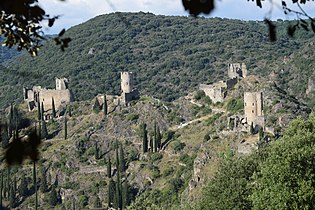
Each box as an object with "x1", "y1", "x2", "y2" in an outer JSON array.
[{"x1": 0, "y1": 12, "x2": 314, "y2": 108}]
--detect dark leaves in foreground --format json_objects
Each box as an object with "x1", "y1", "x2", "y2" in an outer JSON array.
[
  {"x1": 5, "y1": 130, "x2": 41, "y2": 166},
  {"x1": 182, "y1": 0, "x2": 215, "y2": 17},
  {"x1": 264, "y1": 19, "x2": 277, "y2": 42}
]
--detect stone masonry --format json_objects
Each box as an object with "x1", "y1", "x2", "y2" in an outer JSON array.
[
  {"x1": 121, "y1": 72, "x2": 139, "y2": 105},
  {"x1": 24, "y1": 78, "x2": 72, "y2": 112},
  {"x1": 244, "y1": 91, "x2": 264, "y2": 129}
]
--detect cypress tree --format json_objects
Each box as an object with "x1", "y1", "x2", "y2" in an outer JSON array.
[
  {"x1": 1, "y1": 123, "x2": 9, "y2": 148},
  {"x1": 0, "y1": 171, "x2": 3, "y2": 207},
  {"x1": 95, "y1": 142, "x2": 99, "y2": 160},
  {"x1": 93, "y1": 98, "x2": 101, "y2": 113},
  {"x1": 143, "y1": 123, "x2": 148, "y2": 153},
  {"x1": 119, "y1": 145, "x2": 125, "y2": 173},
  {"x1": 8, "y1": 104, "x2": 13, "y2": 137},
  {"x1": 40, "y1": 166, "x2": 48, "y2": 193},
  {"x1": 49, "y1": 184, "x2": 58, "y2": 206},
  {"x1": 115, "y1": 146, "x2": 122, "y2": 209},
  {"x1": 41, "y1": 120, "x2": 48, "y2": 139},
  {"x1": 153, "y1": 121, "x2": 157, "y2": 152},
  {"x1": 122, "y1": 178, "x2": 129, "y2": 209},
  {"x1": 64, "y1": 115, "x2": 67, "y2": 140},
  {"x1": 103, "y1": 94, "x2": 108, "y2": 115},
  {"x1": 67, "y1": 105, "x2": 72, "y2": 117},
  {"x1": 157, "y1": 126, "x2": 162, "y2": 150},
  {"x1": 41, "y1": 102, "x2": 45, "y2": 121},
  {"x1": 9, "y1": 185, "x2": 15, "y2": 208},
  {"x1": 108, "y1": 179, "x2": 115, "y2": 208},
  {"x1": 52, "y1": 97, "x2": 56, "y2": 118},
  {"x1": 107, "y1": 157, "x2": 112, "y2": 178},
  {"x1": 37, "y1": 99, "x2": 41, "y2": 121},
  {"x1": 33, "y1": 161, "x2": 38, "y2": 210},
  {"x1": 19, "y1": 172, "x2": 28, "y2": 196}
]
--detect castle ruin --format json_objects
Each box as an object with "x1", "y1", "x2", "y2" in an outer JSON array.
[
  {"x1": 228, "y1": 63, "x2": 247, "y2": 79},
  {"x1": 24, "y1": 78, "x2": 72, "y2": 112},
  {"x1": 199, "y1": 63, "x2": 246, "y2": 103},
  {"x1": 121, "y1": 72, "x2": 139, "y2": 105},
  {"x1": 244, "y1": 91, "x2": 264, "y2": 130}
]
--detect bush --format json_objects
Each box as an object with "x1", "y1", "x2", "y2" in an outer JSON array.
[
  {"x1": 127, "y1": 113, "x2": 139, "y2": 121},
  {"x1": 151, "y1": 153, "x2": 163, "y2": 161},
  {"x1": 163, "y1": 167, "x2": 175, "y2": 177},
  {"x1": 226, "y1": 98, "x2": 243, "y2": 113},
  {"x1": 172, "y1": 141, "x2": 186, "y2": 152},
  {"x1": 194, "y1": 90, "x2": 206, "y2": 100}
]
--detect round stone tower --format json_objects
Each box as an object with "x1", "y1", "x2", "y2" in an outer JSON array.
[{"x1": 121, "y1": 72, "x2": 134, "y2": 93}]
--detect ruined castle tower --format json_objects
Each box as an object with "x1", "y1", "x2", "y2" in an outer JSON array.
[
  {"x1": 121, "y1": 72, "x2": 139, "y2": 105},
  {"x1": 121, "y1": 72, "x2": 134, "y2": 93},
  {"x1": 228, "y1": 63, "x2": 247, "y2": 79},
  {"x1": 244, "y1": 92, "x2": 264, "y2": 128},
  {"x1": 56, "y1": 78, "x2": 69, "y2": 90}
]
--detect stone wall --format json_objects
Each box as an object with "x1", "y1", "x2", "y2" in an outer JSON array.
[
  {"x1": 199, "y1": 82, "x2": 226, "y2": 103},
  {"x1": 39, "y1": 89, "x2": 71, "y2": 111},
  {"x1": 228, "y1": 63, "x2": 247, "y2": 79},
  {"x1": 121, "y1": 72, "x2": 134, "y2": 93}
]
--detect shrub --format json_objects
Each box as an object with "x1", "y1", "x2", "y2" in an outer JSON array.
[{"x1": 151, "y1": 153, "x2": 163, "y2": 161}]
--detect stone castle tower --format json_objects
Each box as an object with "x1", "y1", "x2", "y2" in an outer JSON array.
[
  {"x1": 121, "y1": 72, "x2": 134, "y2": 93},
  {"x1": 228, "y1": 63, "x2": 247, "y2": 79},
  {"x1": 56, "y1": 78, "x2": 69, "y2": 90},
  {"x1": 121, "y1": 72, "x2": 139, "y2": 105},
  {"x1": 244, "y1": 92, "x2": 264, "y2": 128}
]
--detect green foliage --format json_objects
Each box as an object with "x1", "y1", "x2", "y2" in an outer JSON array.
[
  {"x1": 198, "y1": 114, "x2": 315, "y2": 210},
  {"x1": 49, "y1": 184, "x2": 61, "y2": 206},
  {"x1": 52, "y1": 97, "x2": 56, "y2": 118},
  {"x1": 39, "y1": 166, "x2": 48, "y2": 193},
  {"x1": 206, "y1": 112, "x2": 223, "y2": 125},
  {"x1": 41, "y1": 120, "x2": 48, "y2": 139},
  {"x1": 1, "y1": 13, "x2": 314, "y2": 108},
  {"x1": 194, "y1": 90, "x2": 206, "y2": 100},
  {"x1": 107, "y1": 157, "x2": 112, "y2": 178},
  {"x1": 79, "y1": 194, "x2": 88, "y2": 208},
  {"x1": 150, "y1": 153, "x2": 163, "y2": 162},
  {"x1": 93, "y1": 98, "x2": 101, "y2": 113},
  {"x1": 142, "y1": 123, "x2": 148, "y2": 153},
  {"x1": 226, "y1": 98, "x2": 244, "y2": 113},
  {"x1": 171, "y1": 141, "x2": 186, "y2": 152},
  {"x1": 126, "y1": 113, "x2": 139, "y2": 122}
]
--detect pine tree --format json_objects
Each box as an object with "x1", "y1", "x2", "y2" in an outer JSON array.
[
  {"x1": 52, "y1": 97, "x2": 56, "y2": 118},
  {"x1": 108, "y1": 179, "x2": 115, "y2": 208},
  {"x1": 64, "y1": 115, "x2": 67, "y2": 140},
  {"x1": 19, "y1": 172, "x2": 28, "y2": 196},
  {"x1": 119, "y1": 145, "x2": 125, "y2": 173},
  {"x1": 157, "y1": 126, "x2": 162, "y2": 150},
  {"x1": 103, "y1": 94, "x2": 108, "y2": 115},
  {"x1": 93, "y1": 98, "x2": 101, "y2": 113},
  {"x1": 107, "y1": 157, "x2": 112, "y2": 178},
  {"x1": 143, "y1": 123, "x2": 148, "y2": 153},
  {"x1": 41, "y1": 120, "x2": 48, "y2": 139},
  {"x1": 40, "y1": 166, "x2": 48, "y2": 193}
]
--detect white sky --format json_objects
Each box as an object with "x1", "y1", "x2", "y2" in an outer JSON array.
[{"x1": 38, "y1": 0, "x2": 315, "y2": 34}]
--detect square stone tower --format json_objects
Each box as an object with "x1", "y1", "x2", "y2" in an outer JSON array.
[
  {"x1": 56, "y1": 78, "x2": 69, "y2": 90},
  {"x1": 244, "y1": 92, "x2": 264, "y2": 128}
]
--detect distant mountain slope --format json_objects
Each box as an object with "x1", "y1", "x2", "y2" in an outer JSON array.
[{"x1": 1, "y1": 12, "x2": 314, "y2": 108}]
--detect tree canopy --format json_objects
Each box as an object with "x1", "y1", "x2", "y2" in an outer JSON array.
[{"x1": 0, "y1": 0, "x2": 314, "y2": 55}]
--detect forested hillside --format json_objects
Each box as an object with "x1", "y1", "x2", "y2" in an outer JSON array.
[{"x1": 1, "y1": 12, "x2": 314, "y2": 108}]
